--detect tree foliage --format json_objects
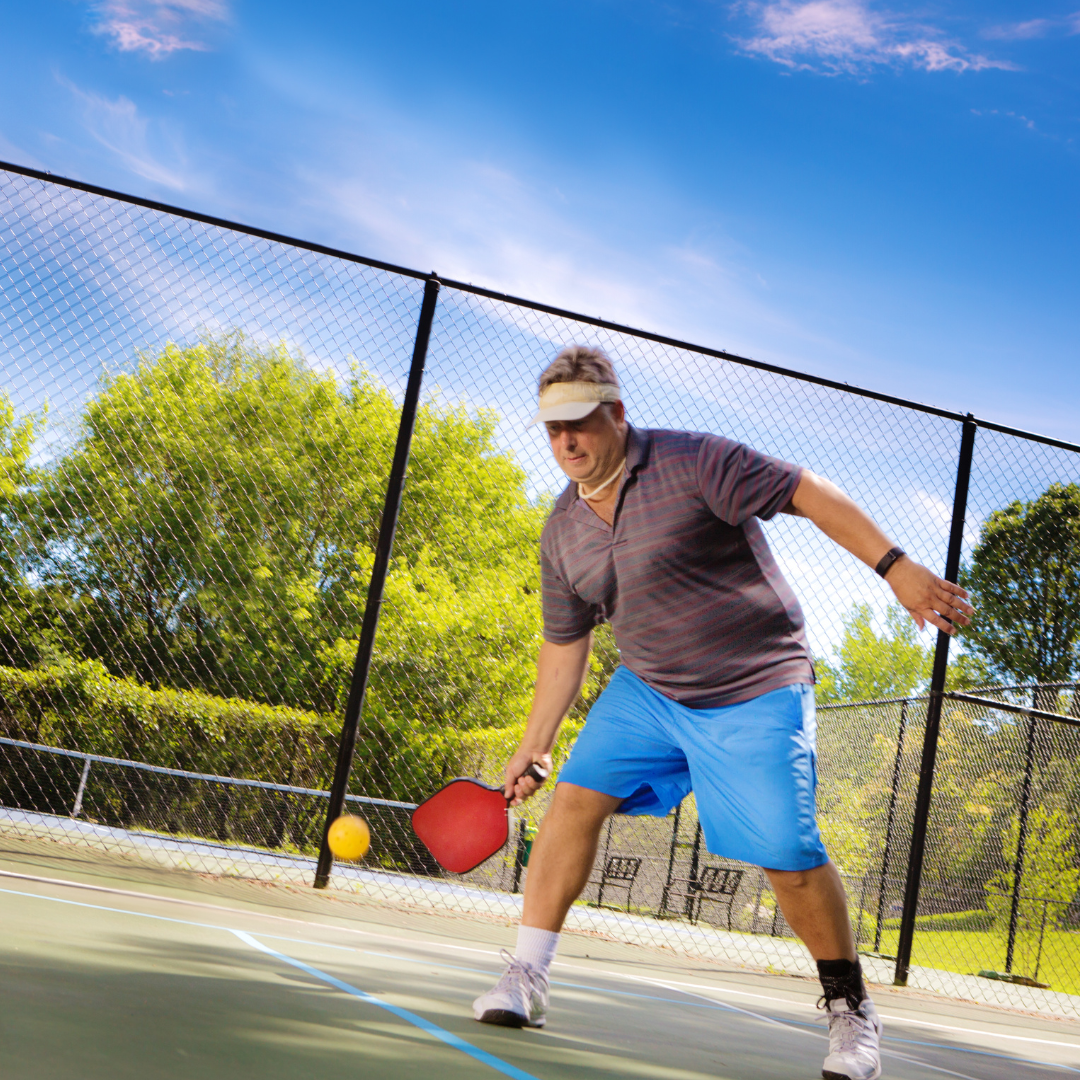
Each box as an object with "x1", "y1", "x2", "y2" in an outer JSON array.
[
  {"x1": 961, "y1": 483, "x2": 1080, "y2": 687},
  {"x1": 815, "y1": 603, "x2": 932, "y2": 705},
  {"x1": 986, "y1": 805, "x2": 1080, "y2": 936},
  {"x1": 16, "y1": 334, "x2": 551, "y2": 721}
]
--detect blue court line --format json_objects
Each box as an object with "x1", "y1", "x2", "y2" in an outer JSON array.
[
  {"x1": 6, "y1": 886, "x2": 1078, "y2": 1075},
  {"x1": 231, "y1": 931, "x2": 539, "y2": 1080},
  {"x1": 0, "y1": 888, "x2": 538, "y2": 1080}
]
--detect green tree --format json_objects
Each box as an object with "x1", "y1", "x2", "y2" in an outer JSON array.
[
  {"x1": 27, "y1": 333, "x2": 548, "y2": 716},
  {"x1": 815, "y1": 603, "x2": 932, "y2": 704},
  {"x1": 0, "y1": 390, "x2": 44, "y2": 666},
  {"x1": 961, "y1": 483, "x2": 1080, "y2": 694},
  {"x1": 986, "y1": 805, "x2": 1080, "y2": 965},
  {"x1": 0, "y1": 390, "x2": 40, "y2": 587}
]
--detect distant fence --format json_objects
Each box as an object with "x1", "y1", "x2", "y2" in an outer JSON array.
[{"x1": 1, "y1": 160, "x2": 1079, "y2": 1017}]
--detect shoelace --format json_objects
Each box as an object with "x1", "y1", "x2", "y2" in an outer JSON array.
[
  {"x1": 492, "y1": 949, "x2": 539, "y2": 996},
  {"x1": 827, "y1": 1007, "x2": 874, "y2": 1055}
]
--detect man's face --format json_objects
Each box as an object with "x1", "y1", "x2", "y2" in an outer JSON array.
[{"x1": 544, "y1": 401, "x2": 627, "y2": 484}]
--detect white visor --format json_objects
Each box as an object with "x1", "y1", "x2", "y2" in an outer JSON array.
[{"x1": 528, "y1": 381, "x2": 621, "y2": 426}]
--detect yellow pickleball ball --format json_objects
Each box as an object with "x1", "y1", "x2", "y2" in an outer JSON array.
[{"x1": 328, "y1": 814, "x2": 371, "y2": 861}]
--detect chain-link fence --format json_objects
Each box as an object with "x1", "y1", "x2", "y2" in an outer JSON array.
[{"x1": 2, "y1": 161, "x2": 1079, "y2": 1018}]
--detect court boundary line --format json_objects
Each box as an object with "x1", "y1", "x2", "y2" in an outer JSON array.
[
  {"x1": 230, "y1": 931, "x2": 540, "y2": 1080},
  {"x1": 4, "y1": 868, "x2": 1079, "y2": 1051},
  {"x1": 6, "y1": 884, "x2": 1076, "y2": 1076}
]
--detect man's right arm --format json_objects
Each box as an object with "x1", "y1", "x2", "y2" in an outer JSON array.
[{"x1": 504, "y1": 634, "x2": 593, "y2": 806}]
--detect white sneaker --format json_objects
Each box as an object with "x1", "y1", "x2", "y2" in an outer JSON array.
[
  {"x1": 472, "y1": 950, "x2": 549, "y2": 1029},
  {"x1": 822, "y1": 997, "x2": 882, "y2": 1080}
]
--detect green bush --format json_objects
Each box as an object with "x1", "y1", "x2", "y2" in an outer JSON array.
[
  {"x1": 883, "y1": 909, "x2": 994, "y2": 932},
  {"x1": 0, "y1": 659, "x2": 557, "y2": 802}
]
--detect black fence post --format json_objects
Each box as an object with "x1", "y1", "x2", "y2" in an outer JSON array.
[
  {"x1": 313, "y1": 276, "x2": 441, "y2": 889},
  {"x1": 894, "y1": 416, "x2": 976, "y2": 985},
  {"x1": 1005, "y1": 705, "x2": 1039, "y2": 973},
  {"x1": 874, "y1": 698, "x2": 908, "y2": 953},
  {"x1": 661, "y1": 800, "x2": 683, "y2": 916}
]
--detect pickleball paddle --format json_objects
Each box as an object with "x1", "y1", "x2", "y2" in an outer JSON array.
[{"x1": 411, "y1": 764, "x2": 548, "y2": 874}]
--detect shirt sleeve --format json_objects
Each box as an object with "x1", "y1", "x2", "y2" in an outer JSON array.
[
  {"x1": 541, "y1": 548, "x2": 601, "y2": 643},
  {"x1": 695, "y1": 434, "x2": 803, "y2": 525}
]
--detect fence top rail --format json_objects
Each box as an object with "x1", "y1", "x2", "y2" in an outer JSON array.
[
  {"x1": 818, "y1": 696, "x2": 917, "y2": 710},
  {"x1": 5, "y1": 159, "x2": 1080, "y2": 454},
  {"x1": 943, "y1": 691, "x2": 1080, "y2": 729},
  {"x1": 0, "y1": 735, "x2": 418, "y2": 809}
]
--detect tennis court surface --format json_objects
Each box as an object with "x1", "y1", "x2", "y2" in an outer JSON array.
[{"x1": 3, "y1": 837, "x2": 1077, "y2": 1080}]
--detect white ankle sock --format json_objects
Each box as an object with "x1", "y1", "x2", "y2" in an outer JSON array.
[{"x1": 515, "y1": 925, "x2": 560, "y2": 975}]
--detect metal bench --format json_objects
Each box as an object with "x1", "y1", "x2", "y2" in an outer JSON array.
[
  {"x1": 667, "y1": 866, "x2": 744, "y2": 928},
  {"x1": 589, "y1": 855, "x2": 643, "y2": 912}
]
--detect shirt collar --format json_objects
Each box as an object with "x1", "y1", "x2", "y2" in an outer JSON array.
[{"x1": 553, "y1": 424, "x2": 650, "y2": 511}]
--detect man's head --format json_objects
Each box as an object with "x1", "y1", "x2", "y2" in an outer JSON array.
[{"x1": 532, "y1": 346, "x2": 628, "y2": 486}]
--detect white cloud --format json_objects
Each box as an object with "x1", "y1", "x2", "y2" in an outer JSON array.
[
  {"x1": 86, "y1": 0, "x2": 229, "y2": 59},
  {"x1": 734, "y1": 1, "x2": 1015, "y2": 75},
  {"x1": 982, "y1": 12, "x2": 1080, "y2": 41},
  {"x1": 62, "y1": 77, "x2": 187, "y2": 189}
]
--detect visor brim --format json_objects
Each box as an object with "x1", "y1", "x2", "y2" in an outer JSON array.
[{"x1": 527, "y1": 400, "x2": 603, "y2": 426}]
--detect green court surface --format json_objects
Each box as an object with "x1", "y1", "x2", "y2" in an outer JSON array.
[{"x1": 3, "y1": 838, "x2": 1079, "y2": 1080}]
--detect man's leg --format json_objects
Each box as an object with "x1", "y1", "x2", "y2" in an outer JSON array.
[
  {"x1": 522, "y1": 782, "x2": 623, "y2": 930},
  {"x1": 766, "y1": 862, "x2": 881, "y2": 1080},
  {"x1": 764, "y1": 861, "x2": 855, "y2": 961},
  {"x1": 473, "y1": 783, "x2": 621, "y2": 1028}
]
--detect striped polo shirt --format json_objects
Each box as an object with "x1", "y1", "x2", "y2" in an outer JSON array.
[{"x1": 540, "y1": 425, "x2": 813, "y2": 708}]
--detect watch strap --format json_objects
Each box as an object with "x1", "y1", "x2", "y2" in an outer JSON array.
[{"x1": 875, "y1": 546, "x2": 906, "y2": 579}]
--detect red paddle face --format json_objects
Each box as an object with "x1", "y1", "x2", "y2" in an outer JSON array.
[{"x1": 411, "y1": 779, "x2": 509, "y2": 873}]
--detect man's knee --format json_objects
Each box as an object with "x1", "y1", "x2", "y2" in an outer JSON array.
[
  {"x1": 549, "y1": 781, "x2": 621, "y2": 825},
  {"x1": 765, "y1": 862, "x2": 830, "y2": 891}
]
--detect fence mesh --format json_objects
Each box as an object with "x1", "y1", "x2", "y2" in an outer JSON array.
[{"x1": 2, "y1": 164, "x2": 1080, "y2": 1018}]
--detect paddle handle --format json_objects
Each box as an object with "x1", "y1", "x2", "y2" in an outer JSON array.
[{"x1": 505, "y1": 762, "x2": 549, "y2": 805}]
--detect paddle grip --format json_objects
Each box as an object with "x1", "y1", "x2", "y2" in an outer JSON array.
[{"x1": 521, "y1": 762, "x2": 549, "y2": 784}]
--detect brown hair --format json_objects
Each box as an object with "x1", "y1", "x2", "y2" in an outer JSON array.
[{"x1": 538, "y1": 346, "x2": 620, "y2": 394}]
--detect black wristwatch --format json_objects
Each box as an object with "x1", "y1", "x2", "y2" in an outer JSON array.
[{"x1": 875, "y1": 547, "x2": 906, "y2": 579}]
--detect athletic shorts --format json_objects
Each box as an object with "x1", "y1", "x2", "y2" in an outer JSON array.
[{"x1": 558, "y1": 666, "x2": 829, "y2": 872}]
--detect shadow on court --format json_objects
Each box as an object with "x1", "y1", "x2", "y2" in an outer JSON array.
[{"x1": 2, "y1": 838, "x2": 1078, "y2": 1080}]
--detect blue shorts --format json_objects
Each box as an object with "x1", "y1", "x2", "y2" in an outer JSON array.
[{"x1": 559, "y1": 666, "x2": 828, "y2": 872}]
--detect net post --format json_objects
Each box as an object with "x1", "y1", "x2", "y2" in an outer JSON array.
[
  {"x1": 313, "y1": 276, "x2": 441, "y2": 889},
  {"x1": 71, "y1": 756, "x2": 92, "y2": 818},
  {"x1": 893, "y1": 415, "x2": 976, "y2": 985}
]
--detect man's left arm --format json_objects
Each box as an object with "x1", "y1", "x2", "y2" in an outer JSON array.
[{"x1": 783, "y1": 470, "x2": 974, "y2": 635}]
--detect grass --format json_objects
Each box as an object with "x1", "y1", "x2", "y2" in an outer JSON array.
[{"x1": 872, "y1": 927, "x2": 1080, "y2": 996}]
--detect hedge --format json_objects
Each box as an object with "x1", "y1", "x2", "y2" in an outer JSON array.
[
  {"x1": 883, "y1": 909, "x2": 995, "y2": 932},
  {"x1": 0, "y1": 660, "x2": 576, "y2": 864}
]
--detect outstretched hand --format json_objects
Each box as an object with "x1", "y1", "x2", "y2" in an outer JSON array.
[
  {"x1": 886, "y1": 557, "x2": 973, "y2": 634},
  {"x1": 504, "y1": 748, "x2": 552, "y2": 807}
]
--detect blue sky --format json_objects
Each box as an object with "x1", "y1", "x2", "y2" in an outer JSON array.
[{"x1": 1, "y1": 0, "x2": 1079, "y2": 443}]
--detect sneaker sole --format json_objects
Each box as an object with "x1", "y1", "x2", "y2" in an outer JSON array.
[
  {"x1": 823, "y1": 1070, "x2": 881, "y2": 1080},
  {"x1": 476, "y1": 1009, "x2": 545, "y2": 1029}
]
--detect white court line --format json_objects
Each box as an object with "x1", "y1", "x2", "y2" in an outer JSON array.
[
  {"x1": 231, "y1": 931, "x2": 540, "y2": 1080},
  {"x1": 1, "y1": 883, "x2": 539, "y2": 1080},
  {"x1": 608, "y1": 971, "x2": 987, "y2": 1080},
  {"x1": 6, "y1": 884, "x2": 1075, "y2": 1077},
  {"x1": 4, "y1": 869, "x2": 1079, "y2": 1051}
]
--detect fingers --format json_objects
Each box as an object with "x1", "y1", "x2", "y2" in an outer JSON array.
[
  {"x1": 505, "y1": 756, "x2": 550, "y2": 806},
  {"x1": 935, "y1": 580, "x2": 974, "y2": 621},
  {"x1": 893, "y1": 563, "x2": 976, "y2": 631},
  {"x1": 923, "y1": 610, "x2": 957, "y2": 635}
]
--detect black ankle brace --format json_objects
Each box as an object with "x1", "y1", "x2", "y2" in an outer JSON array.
[{"x1": 817, "y1": 958, "x2": 866, "y2": 1012}]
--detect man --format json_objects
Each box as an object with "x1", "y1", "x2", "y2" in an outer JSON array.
[{"x1": 472, "y1": 347, "x2": 972, "y2": 1080}]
